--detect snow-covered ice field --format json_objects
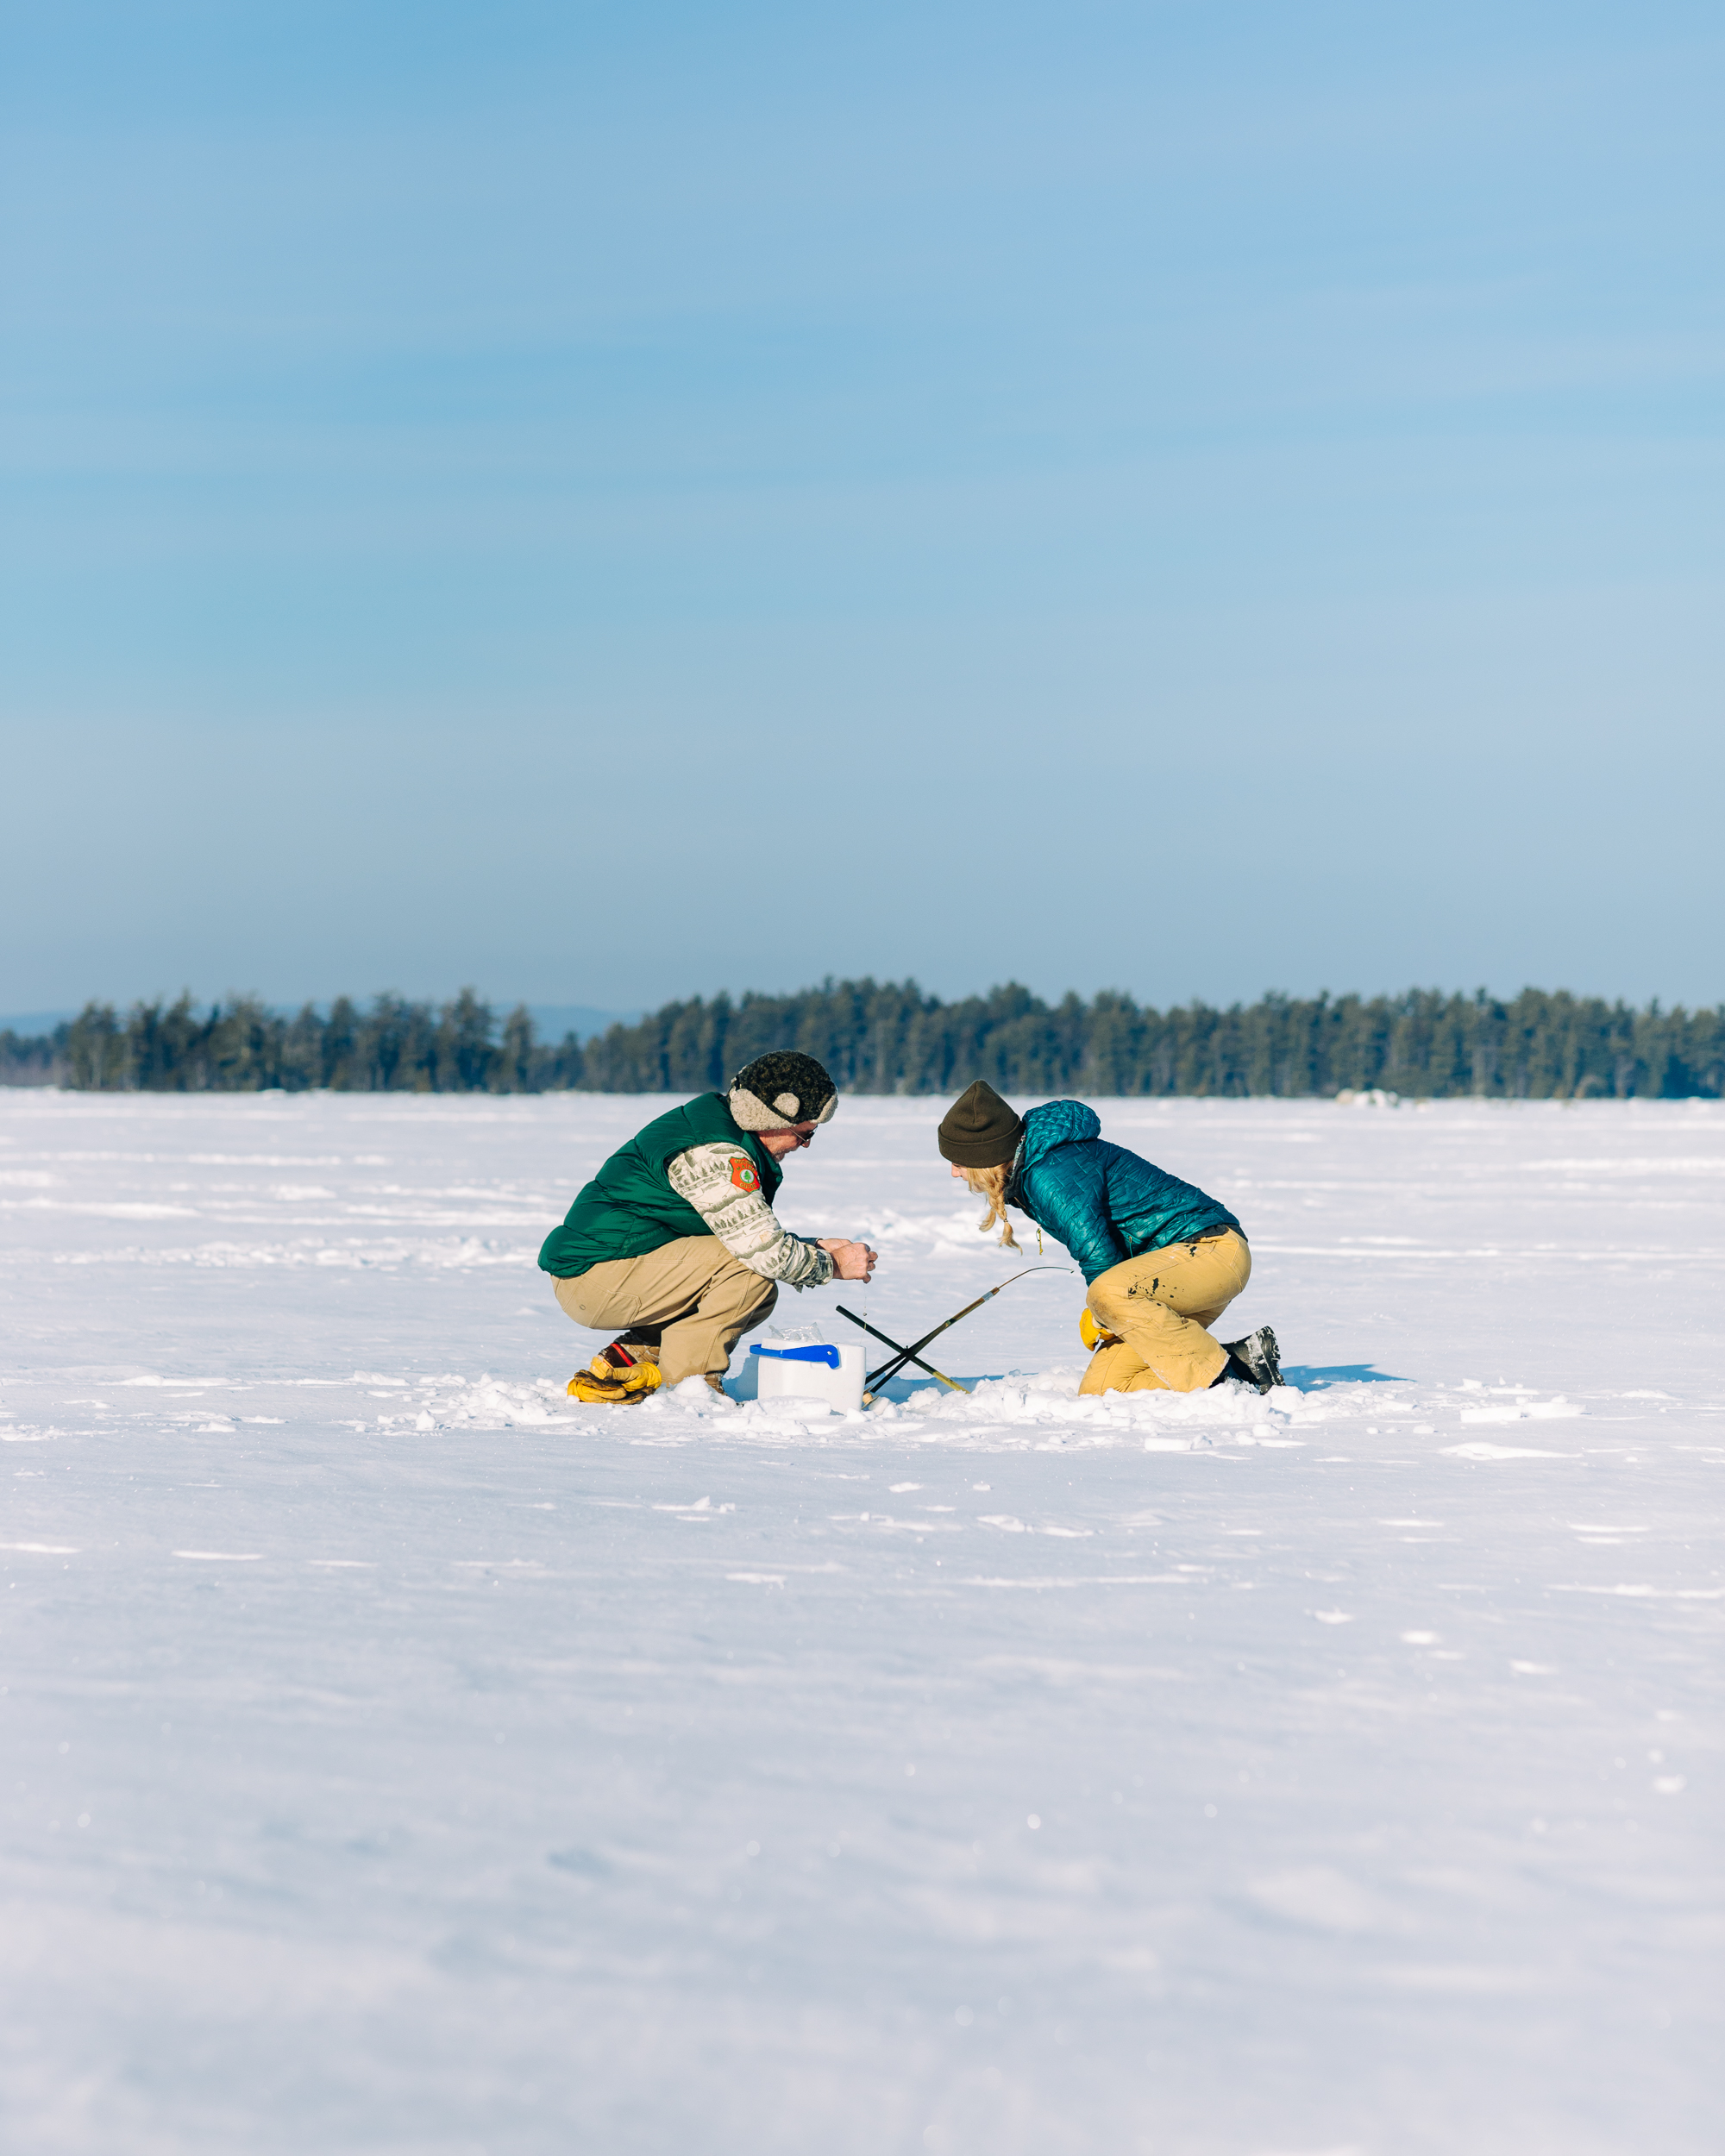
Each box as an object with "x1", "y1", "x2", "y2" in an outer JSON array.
[{"x1": 2, "y1": 1090, "x2": 1721, "y2": 2155}]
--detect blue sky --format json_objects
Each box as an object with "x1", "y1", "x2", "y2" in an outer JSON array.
[{"x1": 3, "y1": 0, "x2": 1721, "y2": 1016}]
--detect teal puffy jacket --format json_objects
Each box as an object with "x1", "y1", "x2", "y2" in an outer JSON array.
[{"x1": 1005, "y1": 1100, "x2": 1241, "y2": 1283}]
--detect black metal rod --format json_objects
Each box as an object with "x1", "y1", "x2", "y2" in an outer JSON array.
[{"x1": 834, "y1": 1306, "x2": 962, "y2": 1390}]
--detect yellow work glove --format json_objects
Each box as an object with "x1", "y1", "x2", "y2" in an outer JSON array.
[
  {"x1": 568, "y1": 1353, "x2": 663, "y2": 1404},
  {"x1": 1078, "y1": 1307, "x2": 1121, "y2": 1352}
]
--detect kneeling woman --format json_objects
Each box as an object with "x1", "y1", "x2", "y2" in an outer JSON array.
[{"x1": 937, "y1": 1081, "x2": 1281, "y2": 1395}]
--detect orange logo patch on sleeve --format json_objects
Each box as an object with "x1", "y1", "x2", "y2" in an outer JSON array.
[{"x1": 730, "y1": 1156, "x2": 760, "y2": 1193}]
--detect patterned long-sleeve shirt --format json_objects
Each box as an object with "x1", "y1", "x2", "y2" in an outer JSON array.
[{"x1": 665, "y1": 1144, "x2": 836, "y2": 1288}]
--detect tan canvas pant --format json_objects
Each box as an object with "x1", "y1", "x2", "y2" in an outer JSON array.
[
  {"x1": 1078, "y1": 1230, "x2": 1251, "y2": 1395},
  {"x1": 551, "y1": 1236, "x2": 778, "y2": 1387}
]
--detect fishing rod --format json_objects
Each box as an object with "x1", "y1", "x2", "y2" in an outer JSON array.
[
  {"x1": 837, "y1": 1265, "x2": 1075, "y2": 1402},
  {"x1": 859, "y1": 1265, "x2": 1073, "y2": 1391}
]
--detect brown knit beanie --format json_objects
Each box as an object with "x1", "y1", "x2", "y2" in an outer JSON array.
[{"x1": 938, "y1": 1080, "x2": 1024, "y2": 1168}]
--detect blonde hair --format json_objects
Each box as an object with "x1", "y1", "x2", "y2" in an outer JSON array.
[{"x1": 963, "y1": 1163, "x2": 1021, "y2": 1252}]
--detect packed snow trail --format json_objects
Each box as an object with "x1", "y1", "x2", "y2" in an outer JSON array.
[{"x1": 2, "y1": 1093, "x2": 1720, "y2": 2154}]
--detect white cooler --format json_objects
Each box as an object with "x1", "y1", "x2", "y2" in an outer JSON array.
[{"x1": 748, "y1": 1340, "x2": 865, "y2": 1413}]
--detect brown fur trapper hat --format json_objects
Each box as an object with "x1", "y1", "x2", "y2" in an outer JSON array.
[
  {"x1": 728, "y1": 1050, "x2": 838, "y2": 1131},
  {"x1": 938, "y1": 1079, "x2": 1024, "y2": 1168}
]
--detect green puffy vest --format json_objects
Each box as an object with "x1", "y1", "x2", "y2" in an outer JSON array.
[{"x1": 538, "y1": 1094, "x2": 783, "y2": 1279}]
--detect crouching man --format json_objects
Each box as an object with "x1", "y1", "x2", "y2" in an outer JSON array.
[{"x1": 539, "y1": 1051, "x2": 877, "y2": 1403}]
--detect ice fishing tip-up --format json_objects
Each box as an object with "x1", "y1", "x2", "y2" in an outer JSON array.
[{"x1": 836, "y1": 1266, "x2": 1075, "y2": 1404}]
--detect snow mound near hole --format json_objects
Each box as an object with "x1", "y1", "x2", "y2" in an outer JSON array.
[
  {"x1": 409, "y1": 1369, "x2": 1429, "y2": 1454},
  {"x1": 422, "y1": 1378, "x2": 585, "y2": 1429}
]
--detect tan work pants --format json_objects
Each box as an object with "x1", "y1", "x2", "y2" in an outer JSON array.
[
  {"x1": 552, "y1": 1237, "x2": 778, "y2": 1387},
  {"x1": 1078, "y1": 1231, "x2": 1251, "y2": 1395}
]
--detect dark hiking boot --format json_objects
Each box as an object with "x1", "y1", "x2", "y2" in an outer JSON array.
[{"x1": 1220, "y1": 1326, "x2": 1282, "y2": 1394}]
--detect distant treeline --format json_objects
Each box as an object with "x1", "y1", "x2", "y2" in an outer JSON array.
[
  {"x1": 1, "y1": 991, "x2": 583, "y2": 1096},
  {"x1": 4, "y1": 981, "x2": 1722, "y2": 1099}
]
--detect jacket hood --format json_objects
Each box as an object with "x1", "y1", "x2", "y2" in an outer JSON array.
[{"x1": 1018, "y1": 1099, "x2": 1101, "y2": 1172}]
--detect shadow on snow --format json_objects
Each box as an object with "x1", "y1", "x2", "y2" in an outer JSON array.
[{"x1": 1283, "y1": 1363, "x2": 1410, "y2": 1390}]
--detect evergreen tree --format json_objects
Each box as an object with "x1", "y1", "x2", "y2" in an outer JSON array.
[{"x1": 434, "y1": 990, "x2": 498, "y2": 1092}]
